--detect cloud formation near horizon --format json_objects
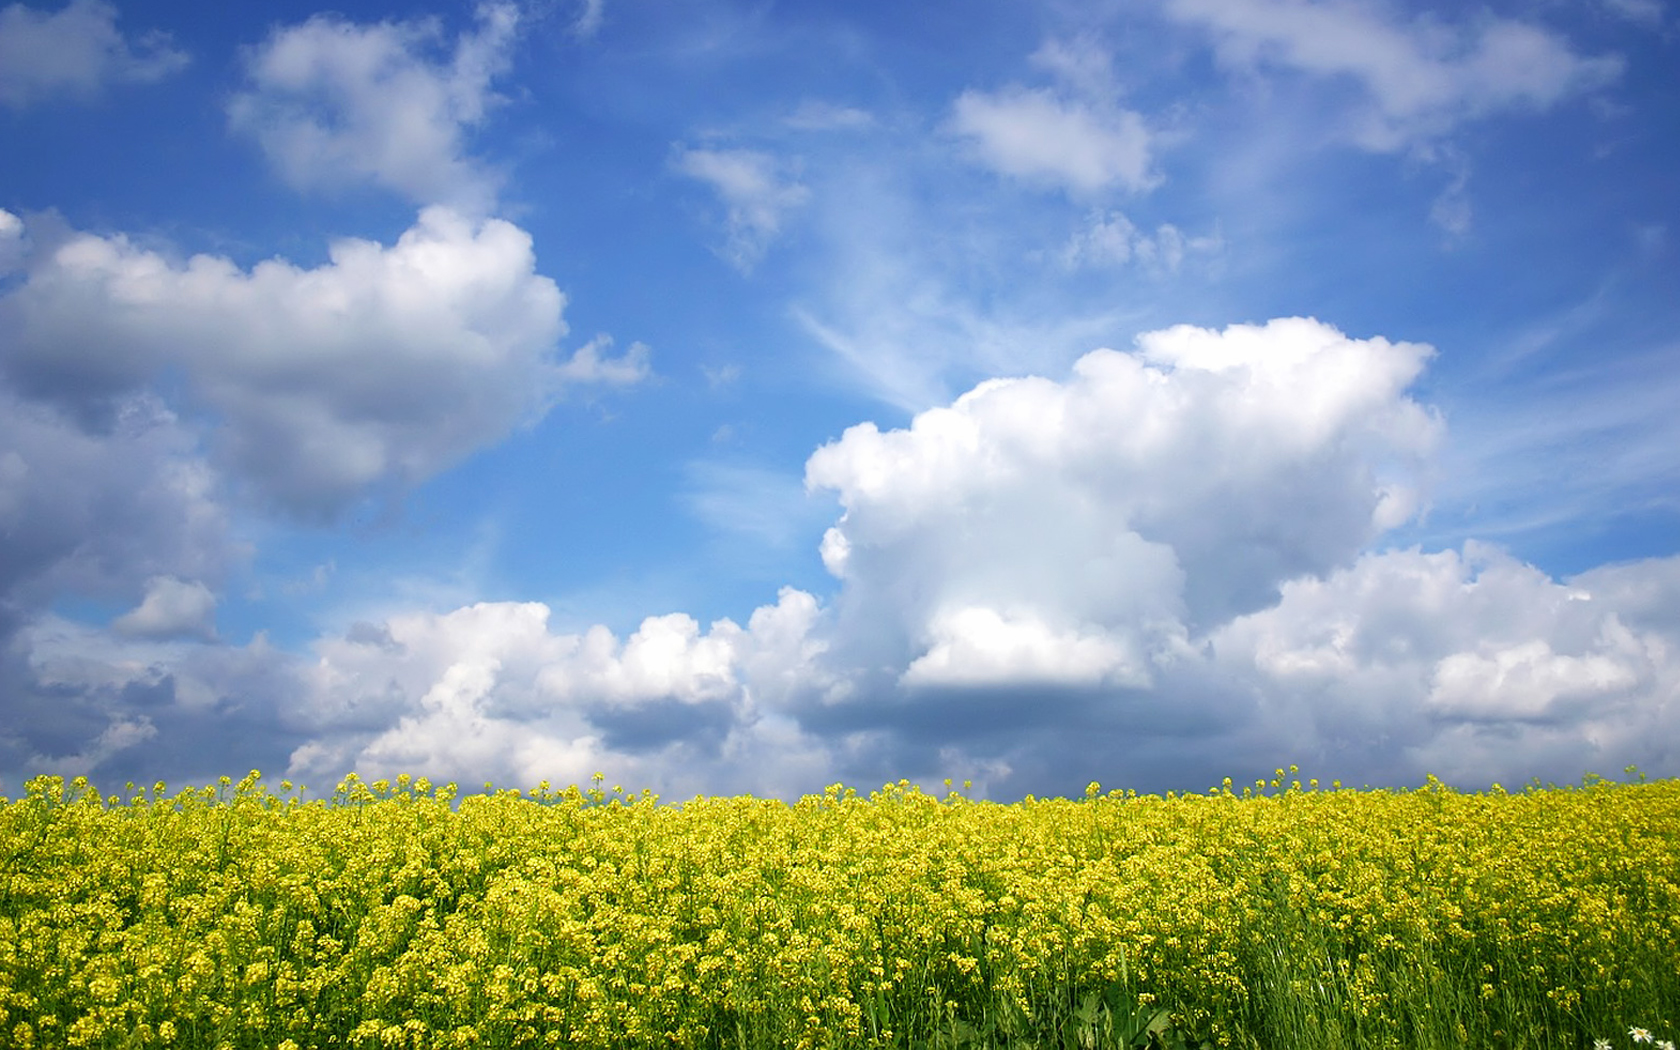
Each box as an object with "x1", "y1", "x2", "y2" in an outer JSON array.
[{"x1": 11, "y1": 317, "x2": 1673, "y2": 799}]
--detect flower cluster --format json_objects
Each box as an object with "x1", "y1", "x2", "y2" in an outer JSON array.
[{"x1": 0, "y1": 769, "x2": 1675, "y2": 1048}]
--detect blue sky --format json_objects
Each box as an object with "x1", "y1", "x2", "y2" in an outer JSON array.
[{"x1": 1, "y1": 0, "x2": 1676, "y2": 799}]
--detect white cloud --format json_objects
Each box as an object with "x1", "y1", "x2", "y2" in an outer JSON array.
[
  {"x1": 113, "y1": 575, "x2": 217, "y2": 641},
  {"x1": 1163, "y1": 0, "x2": 1624, "y2": 151},
  {"x1": 675, "y1": 147, "x2": 811, "y2": 272},
  {"x1": 0, "y1": 388, "x2": 231, "y2": 611},
  {"x1": 9, "y1": 313, "x2": 1678, "y2": 797},
  {"x1": 807, "y1": 317, "x2": 1440, "y2": 644},
  {"x1": 1059, "y1": 210, "x2": 1222, "y2": 271},
  {"x1": 1429, "y1": 160, "x2": 1472, "y2": 236},
  {"x1": 781, "y1": 317, "x2": 1673, "y2": 791},
  {"x1": 0, "y1": 207, "x2": 651, "y2": 517},
  {"x1": 557, "y1": 335, "x2": 652, "y2": 386},
  {"x1": 1212, "y1": 544, "x2": 1680, "y2": 786},
  {"x1": 0, "y1": 384, "x2": 252, "y2": 786},
  {"x1": 286, "y1": 587, "x2": 828, "y2": 793},
  {"x1": 784, "y1": 100, "x2": 875, "y2": 131},
  {"x1": 9, "y1": 614, "x2": 306, "y2": 785},
  {"x1": 538, "y1": 612, "x2": 745, "y2": 706},
  {"x1": 0, "y1": 209, "x2": 25, "y2": 275},
  {"x1": 227, "y1": 2, "x2": 518, "y2": 211},
  {"x1": 0, "y1": 0, "x2": 186, "y2": 109},
  {"x1": 902, "y1": 607, "x2": 1148, "y2": 689},
  {"x1": 951, "y1": 86, "x2": 1157, "y2": 195},
  {"x1": 951, "y1": 35, "x2": 1159, "y2": 196},
  {"x1": 572, "y1": 0, "x2": 605, "y2": 39},
  {"x1": 792, "y1": 243, "x2": 1132, "y2": 414},
  {"x1": 1428, "y1": 638, "x2": 1639, "y2": 721}
]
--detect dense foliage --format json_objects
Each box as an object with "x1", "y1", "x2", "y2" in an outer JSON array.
[{"x1": 1, "y1": 768, "x2": 1676, "y2": 1050}]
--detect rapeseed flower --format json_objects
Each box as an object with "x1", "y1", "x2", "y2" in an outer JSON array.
[{"x1": 0, "y1": 770, "x2": 1675, "y2": 1048}]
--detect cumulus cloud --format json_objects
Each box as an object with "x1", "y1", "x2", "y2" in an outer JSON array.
[
  {"x1": 0, "y1": 0, "x2": 187, "y2": 109},
  {"x1": 952, "y1": 36, "x2": 1158, "y2": 195},
  {"x1": 807, "y1": 317, "x2": 1441, "y2": 645},
  {"x1": 112, "y1": 575, "x2": 217, "y2": 641},
  {"x1": 227, "y1": 2, "x2": 518, "y2": 211},
  {"x1": 0, "y1": 383, "x2": 251, "y2": 787},
  {"x1": 902, "y1": 607, "x2": 1149, "y2": 689},
  {"x1": 284, "y1": 587, "x2": 830, "y2": 793},
  {"x1": 675, "y1": 147, "x2": 811, "y2": 272},
  {"x1": 0, "y1": 206, "x2": 646, "y2": 517},
  {"x1": 9, "y1": 313, "x2": 1676, "y2": 799},
  {"x1": 0, "y1": 388, "x2": 229, "y2": 613},
  {"x1": 780, "y1": 321, "x2": 1676, "y2": 792},
  {"x1": 951, "y1": 88, "x2": 1156, "y2": 195},
  {"x1": 8, "y1": 616, "x2": 307, "y2": 786},
  {"x1": 262, "y1": 317, "x2": 1675, "y2": 798},
  {"x1": 1211, "y1": 544, "x2": 1680, "y2": 787},
  {"x1": 1162, "y1": 0, "x2": 1623, "y2": 151}
]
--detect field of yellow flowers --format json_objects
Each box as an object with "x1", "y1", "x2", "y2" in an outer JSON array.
[{"x1": 1, "y1": 767, "x2": 1676, "y2": 1050}]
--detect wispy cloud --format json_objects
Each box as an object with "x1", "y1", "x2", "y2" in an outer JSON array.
[
  {"x1": 1162, "y1": 0, "x2": 1623, "y2": 152},
  {"x1": 675, "y1": 146, "x2": 811, "y2": 272},
  {"x1": 1058, "y1": 210, "x2": 1223, "y2": 271},
  {"x1": 0, "y1": 0, "x2": 187, "y2": 109}
]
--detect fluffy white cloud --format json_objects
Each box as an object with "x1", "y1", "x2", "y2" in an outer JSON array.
[
  {"x1": 807, "y1": 317, "x2": 1441, "y2": 658},
  {"x1": 1212, "y1": 544, "x2": 1680, "y2": 787},
  {"x1": 952, "y1": 36, "x2": 1158, "y2": 196},
  {"x1": 286, "y1": 587, "x2": 829, "y2": 793},
  {"x1": 0, "y1": 207, "x2": 646, "y2": 516},
  {"x1": 557, "y1": 335, "x2": 653, "y2": 386},
  {"x1": 112, "y1": 575, "x2": 217, "y2": 641},
  {"x1": 0, "y1": 0, "x2": 186, "y2": 108},
  {"x1": 227, "y1": 2, "x2": 517, "y2": 211},
  {"x1": 10, "y1": 310, "x2": 1676, "y2": 799},
  {"x1": 134, "y1": 331, "x2": 1662, "y2": 795},
  {"x1": 792, "y1": 373, "x2": 1676, "y2": 793},
  {"x1": 951, "y1": 87, "x2": 1156, "y2": 195},
  {"x1": 902, "y1": 607, "x2": 1148, "y2": 689},
  {"x1": 1163, "y1": 0, "x2": 1623, "y2": 150},
  {"x1": 675, "y1": 147, "x2": 811, "y2": 272}
]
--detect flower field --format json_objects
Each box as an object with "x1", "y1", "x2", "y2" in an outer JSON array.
[{"x1": 1, "y1": 769, "x2": 1676, "y2": 1050}]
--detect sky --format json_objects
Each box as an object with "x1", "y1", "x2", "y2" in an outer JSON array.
[{"x1": 1, "y1": 0, "x2": 1677, "y2": 801}]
